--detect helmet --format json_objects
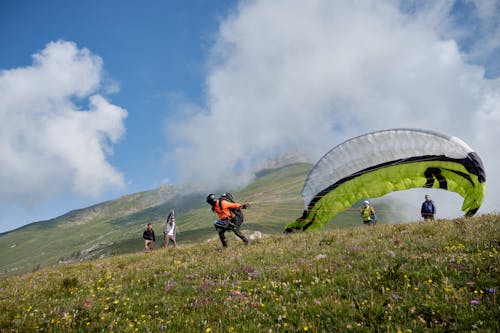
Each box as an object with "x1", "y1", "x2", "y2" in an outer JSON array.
[
  {"x1": 364, "y1": 200, "x2": 369, "y2": 205},
  {"x1": 206, "y1": 193, "x2": 216, "y2": 205}
]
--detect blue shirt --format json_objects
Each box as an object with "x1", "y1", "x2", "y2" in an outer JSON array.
[{"x1": 421, "y1": 200, "x2": 436, "y2": 214}]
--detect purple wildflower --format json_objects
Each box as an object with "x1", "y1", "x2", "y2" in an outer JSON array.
[
  {"x1": 296, "y1": 258, "x2": 307, "y2": 265},
  {"x1": 487, "y1": 288, "x2": 495, "y2": 293},
  {"x1": 392, "y1": 294, "x2": 398, "y2": 300},
  {"x1": 470, "y1": 299, "x2": 479, "y2": 305}
]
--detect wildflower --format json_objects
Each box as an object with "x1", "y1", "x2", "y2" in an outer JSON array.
[
  {"x1": 470, "y1": 299, "x2": 479, "y2": 305},
  {"x1": 83, "y1": 297, "x2": 94, "y2": 309},
  {"x1": 488, "y1": 288, "x2": 495, "y2": 293},
  {"x1": 314, "y1": 300, "x2": 321, "y2": 305},
  {"x1": 392, "y1": 294, "x2": 398, "y2": 300},
  {"x1": 303, "y1": 326, "x2": 309, "y2": 331},
  {"x1": 206, "y1": 328, "x2": 212, "y2": 333}
]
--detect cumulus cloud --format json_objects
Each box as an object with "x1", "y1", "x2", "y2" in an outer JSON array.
[
  {"x1": 167, "y1": 0, "x2": 500, "y2": 218},
  {"x1": 0, "y1": 41, "x2": 127, "y2": 207},
  {"x1": 439, "y1": 0, "x2": 500, "y2": 77}
]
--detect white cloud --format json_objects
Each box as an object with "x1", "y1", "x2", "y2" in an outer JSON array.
[
  {"x1": 167, "y1": 0, "x2": 500, "y2": 217},
  {"x1": 433, "y1": 0, "x2": 500, "y2": 77},
  {"x1": 0, "y1": 41, "x2": 127, "y2": 209}
]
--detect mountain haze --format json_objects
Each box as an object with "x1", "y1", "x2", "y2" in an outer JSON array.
[
  {"x1": 0, "y1": 164, "x2": 309, "y2": 276},
  {"x1": 0, "y1": 163, "x2": 405, "y2": 277}
]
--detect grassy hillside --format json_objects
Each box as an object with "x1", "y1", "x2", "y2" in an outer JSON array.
[
  {"x1": 0, "y1": 214, "x2": 498, "y2": 332},
  {"x1": 0, "y1": 163, "x2": 312, "y2": 276},
  {"x1": 0, "y1": 162, "x2": 417, "y2": 277}
]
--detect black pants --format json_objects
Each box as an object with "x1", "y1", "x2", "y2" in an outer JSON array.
[{"x1": 218, "y1": 228, "x2": 248, "y2": 247}]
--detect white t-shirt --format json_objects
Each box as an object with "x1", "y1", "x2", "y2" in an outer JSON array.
[{"x1": 167, "y1": 223, "x2": 175, "y2": 236}]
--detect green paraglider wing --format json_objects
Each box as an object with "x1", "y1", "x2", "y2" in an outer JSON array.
[{"x1": 285, "y1": 129, "x2": 486, "y2": 232}]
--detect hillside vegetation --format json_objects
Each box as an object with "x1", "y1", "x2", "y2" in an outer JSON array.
[
  {"x1": 0, "y1": 163, "x2": 309, "y2": 276},
  {"x1": 2, "y1": 163, "x2": 399, "y2": 277},
  {"x1": 0, "y1": 214, "x2": 498, "y2": 332}
]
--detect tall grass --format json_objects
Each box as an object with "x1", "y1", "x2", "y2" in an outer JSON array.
[{"x1": 1, "y1": 214, "x2": 498, "y2": 332}]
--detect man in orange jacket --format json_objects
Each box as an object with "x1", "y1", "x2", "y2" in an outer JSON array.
[{"x1": 206, "y1": 193, "x2": 250, "y2": 247}]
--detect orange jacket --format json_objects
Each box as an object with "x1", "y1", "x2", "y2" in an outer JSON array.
[{"x1": 214, "y1": 199, "x2": 242, "y2": 220}]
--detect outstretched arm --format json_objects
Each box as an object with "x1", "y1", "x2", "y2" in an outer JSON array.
[{"x1": 224, "y1": 201, "x2": 244, "y2": 210}]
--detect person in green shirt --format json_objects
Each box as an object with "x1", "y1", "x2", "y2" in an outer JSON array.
[{"x1": 360, "y1": 201, "x2": 376, "y2": 226}]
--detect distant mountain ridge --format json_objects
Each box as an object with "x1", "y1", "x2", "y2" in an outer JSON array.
[
  {"x1": 0, "y1": 162, "x2": 404, "y2": 277},
  {"x1": 0, "y1": 163, "x2": 315, "y2": 276}
]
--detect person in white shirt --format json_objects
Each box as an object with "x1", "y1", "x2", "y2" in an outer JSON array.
[{"x1": 163, "y1": 209, "x2": 177, "y2": 248}]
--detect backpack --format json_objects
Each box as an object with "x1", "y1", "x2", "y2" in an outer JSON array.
[{"x1": 218, "y1": 193, "x2": 244, "y2": 229}]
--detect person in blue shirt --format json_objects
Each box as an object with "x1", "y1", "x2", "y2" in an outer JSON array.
[{"x1": 421, "y1": 194, "x2": 436, "y2": 221}]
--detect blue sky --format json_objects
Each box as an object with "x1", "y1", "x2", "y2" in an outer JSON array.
[
  {"x1": 0, "y1": 0, "x2": 236, "y2": 231},
  {"x1": 1, "y1": 0, "x2": 500, "y2": 232},
  {"x1": 1, "y1": 0, "x2": 232, "y2": 187}
]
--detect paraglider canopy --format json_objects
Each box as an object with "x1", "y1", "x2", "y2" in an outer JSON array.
[{"x1": 285, "y1": 128, "x2": 486, "y2": 232}]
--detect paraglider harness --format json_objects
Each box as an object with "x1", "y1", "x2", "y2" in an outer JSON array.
[{"x1": 213, "y1": 193, "x2": 245, "y2": 231}]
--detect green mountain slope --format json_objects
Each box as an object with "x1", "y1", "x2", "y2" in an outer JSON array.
[
  {"x1": 0, "y1": 162, "x2": 401, "y2": 277},
  {"x1": 0, "y1": 163, "x2": 306, "y2": 276}
]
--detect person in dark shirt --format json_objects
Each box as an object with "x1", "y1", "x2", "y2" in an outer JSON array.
[
  {"x1": 421, "y1": 194, "x2": 436, "y2": 221},
  {"x1": 143, "y1": 223, "x2": 156, "y2": 252}
]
